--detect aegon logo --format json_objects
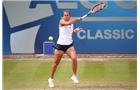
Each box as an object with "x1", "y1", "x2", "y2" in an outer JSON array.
[
  {"x1": 58, "y1": 0, "x2": 136, "y2": 21},
  {"x1": 77, "y1": 29, "x2": 134, "y2": 39},
  {"x1": 56, "y1": 0, "x2": 136, "y2": 9}
]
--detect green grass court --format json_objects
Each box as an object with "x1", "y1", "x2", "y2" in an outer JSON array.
[{"x1": 3, "y1": 58, "x2": 137, "y2": 90}]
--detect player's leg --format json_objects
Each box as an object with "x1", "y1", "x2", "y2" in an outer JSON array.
[
  {"x1": 48, "y1": 49, "x2": 64, "y2": 87},
  {"x1": 50, "y1": 49, "x2": 64, "y2": 78},
  {"x1": 66, "y1": 46, "x2": 77, "y2": 75},
  {"x1": 66, "y1": 46, "x2": 79, "y2": 83}
]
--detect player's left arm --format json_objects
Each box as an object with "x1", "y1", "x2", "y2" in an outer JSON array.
[{"x1": 72, "y1": 25, "x2": 83, "y2": 35}]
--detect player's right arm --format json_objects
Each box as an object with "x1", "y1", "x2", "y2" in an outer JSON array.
[{"x1": 60, "y1": 18, "x2": 82, "y2": 26}]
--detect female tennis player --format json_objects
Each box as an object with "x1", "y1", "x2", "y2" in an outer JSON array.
[{"x1": 48, "y1": 10, "x2": 83, "y2": 87}]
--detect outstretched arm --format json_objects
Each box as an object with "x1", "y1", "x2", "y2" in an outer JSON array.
[{"x1": 59, "y1": 18, "x2": 82, "y2": 26}]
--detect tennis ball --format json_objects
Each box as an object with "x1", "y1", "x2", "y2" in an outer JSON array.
[{"x1": 48, "y1": 36, "x2": 53, "y2": 41}]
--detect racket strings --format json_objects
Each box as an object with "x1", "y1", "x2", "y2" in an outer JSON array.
[
  {"x1": 92, "y1": 4, "x2": 102, "y2": 12},
  {"x1": 95, "y1": 5, "x2": 102, "y2": 12}
]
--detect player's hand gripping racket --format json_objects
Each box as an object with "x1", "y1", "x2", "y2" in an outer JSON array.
[{"x1": 81, "y1": 2, "x2": 106, "y2": 19}]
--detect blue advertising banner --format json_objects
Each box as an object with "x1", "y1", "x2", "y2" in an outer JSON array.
[{"x1": 3, "y1": 0, "x2": 137, "y2": 54}]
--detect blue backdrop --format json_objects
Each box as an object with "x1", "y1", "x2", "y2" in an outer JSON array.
[{"x1": 3, "y1": 0, "x2": 137, "y2": 54}]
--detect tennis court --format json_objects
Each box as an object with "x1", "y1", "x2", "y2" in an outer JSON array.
[{"x1": 3, "y1": 55, "x2": 137, "y2": 90}]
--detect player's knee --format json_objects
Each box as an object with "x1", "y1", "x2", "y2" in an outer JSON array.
[
  {"x1": 71, "y1": 57, "x2": 77, "y2": 62},
  {"x1": 53, "y1": 61, "x2": 60, "y2": 66}
]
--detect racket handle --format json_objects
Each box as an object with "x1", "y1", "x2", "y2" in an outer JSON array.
[{"x1": 81, "y1": 14, "x2": 87, "y2": 19}]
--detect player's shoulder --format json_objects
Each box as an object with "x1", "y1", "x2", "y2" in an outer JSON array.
[{"x1": 59, "y1": 19, "x2": 64, "y2": 25}]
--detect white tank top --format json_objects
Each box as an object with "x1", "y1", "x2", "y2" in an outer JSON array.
[{"x1": 57, "y1": 24, "x2": 73, "y2": 45}]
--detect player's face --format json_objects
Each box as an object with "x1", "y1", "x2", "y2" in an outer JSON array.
[{"x1": 63, "y1": 12, "x2": 70, "y2": 21}]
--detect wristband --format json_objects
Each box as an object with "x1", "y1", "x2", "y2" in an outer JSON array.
[{"x1": 74, "y1": 30, "x2": 77, "y2": 33}]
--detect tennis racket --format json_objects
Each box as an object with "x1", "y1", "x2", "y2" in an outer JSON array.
[{"x1": 81, "y1": 2, "x2": 106, "y2": 19}]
